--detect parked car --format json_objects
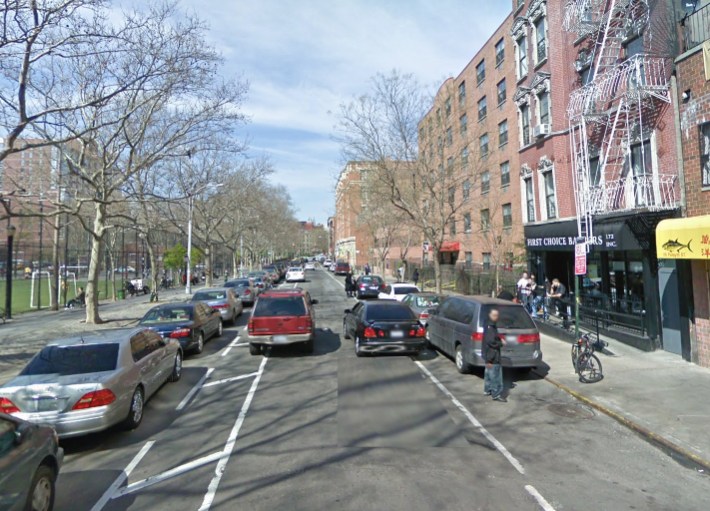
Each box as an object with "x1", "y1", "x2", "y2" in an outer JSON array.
[
  {"x1": 334, "y1": 261, "x2": 350, "y2": 275},
  {"x1": 0, "y1": 413, "x2": 63, "y2": 511},
  {"x1": 426, "y1": 295, "x2": 542, "y2": 373},
  {"x1": 285, "y1": 266, "x2": 306, "y2": 282},
  {"x1": 191, "y1": 287, "x2": 243, "y2": 325},
  {"x1": 224, "y1": 278, "x2": 258, "y2": 306},
  {"x1": 248, "y1": 271, "x2": 272, "y2": 290},
  {"x1": 246, "y1": 288, "x2": 318, "y2": 355},
  {"x1": 401, "y1": 292, "x2": 444, "y2": 325},
  {"x1": 342, "y1": 300, "x2": 427, "y2": 357},
  {"x1": 262, "y1": 265, "x2": 281, "y2": 283},
  {"x1": 0, "y1": 328, "x2": 183, "y2": 438},
  {"x1": 139, "y1": 302, "x2": 223, "y2": 354},
  {"x1": 378, "y1": 283, "x2": 421, "y2": 301},
  {"x1": 354, "y1": 275, "x2": 385, "y2": 299}
]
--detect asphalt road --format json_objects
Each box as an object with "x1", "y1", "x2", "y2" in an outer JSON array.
[{"x1": 52, "y1": 269, "x2": 710, "y2": 511}]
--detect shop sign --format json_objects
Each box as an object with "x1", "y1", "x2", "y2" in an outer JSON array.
[{"x1": 656, "y1": 216, "x2": 710, "y2": 260}]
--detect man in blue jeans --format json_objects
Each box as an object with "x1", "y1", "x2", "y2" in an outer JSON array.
[{"x1": 483, "y1": 308, "x2": 507, "y2": 402}]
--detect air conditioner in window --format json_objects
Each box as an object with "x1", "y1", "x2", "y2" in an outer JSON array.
[{"x1": 533, "y1": 124, "x2": 551, "y2": 138}]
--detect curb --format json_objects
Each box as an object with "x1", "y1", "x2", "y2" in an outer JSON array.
[{"x1": 540, "y1": 373, "x2": 710, "y2": 474}]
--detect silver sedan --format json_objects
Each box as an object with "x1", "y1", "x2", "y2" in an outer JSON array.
[
  {"x1": 191, "y1": 287, "x2": 243, "y2": 324},
  {"x1": 0, "y1": 328, "x2": 182, "y2": 438}
]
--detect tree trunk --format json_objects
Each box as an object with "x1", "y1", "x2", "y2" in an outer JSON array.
[
  {"x1": 434, "y1": 256, "x2": 442, "y2": 294},
  {"x1": 85, "y1": 205, "x2": 106, "y2": 324},
  {"x1": 204, "y1": 243, "x2": 212, "y2": 287},
  {"x1": 109, "y1": 249, "x2": 117, "y2": 301},
  {"x1": 50, "y1": 215, "x2": 60, "y2": 310},
  {"x1": 146, "y1": 240, "x2": 159, "y2": 301},
  {"x1": 232, "y1": 250, "x2": 238, "y2": 278}
]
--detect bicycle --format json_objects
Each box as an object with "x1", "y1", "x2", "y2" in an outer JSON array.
[{"x1": 572, "y1": 332, "x2": 607, "y2": 383}]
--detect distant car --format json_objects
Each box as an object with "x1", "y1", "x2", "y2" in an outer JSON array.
[
  {"x1": 0, "y1": 328, "x2": 183, "y2": 438},
  {"x1": 0, "y1": 413, "x2": 63, "y2": 511},
  {"x1": 286, "y1": 266, "x2": 306, "y2": 282},
  {"x1": 401, "y1": 292, "x2": 443, "y2": 325},
  {"x1": 191, "y1": 287, "x2": 243, "y2": 325},
  {"x1": 140, "y1": 302, "x2": 223, "y2": 354},
  {"x1": 304, "y1": 262, "x2": 316, "y2": 271},
  {"x1": 354, "y1": 275, "x2": 385, "y2": 299},
  {"x1": 334, "y1": 261, "x2": 350, "y2": 275},
  {"x1": 248, "y1": 272, "x2": 271, "y2": 290},
  {"x1": 246, "y1": 288, "x2": 318, "y2": 355},
  {"x1": 262, "y1": 265, "x2": 281, "y2": 283},
  {"x1": 342, "y1": 300, "x2": 427, "y2": 357},
  {"x1": 378, "y1": 283, "x2": 421, "y2": 301},
  {"x1": 426, "y1": 295, "x2": 542, "y2": 373},
  {"x1": 224, "y1": 278, "x2": 258, "y2": 306}
]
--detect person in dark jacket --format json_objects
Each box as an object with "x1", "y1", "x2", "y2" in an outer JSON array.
[
  {"x1": 483, "y1": 308, "x2": 507, "y2": 402},
  {"x1": 344, "y1": 271, "x2": 355, "y2": 297}
]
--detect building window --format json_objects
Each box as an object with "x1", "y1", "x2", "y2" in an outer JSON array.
[
  {"x1": 701, "y1": 122, "x2": 710, "y2": 187},
  {"x1": 458, "y1": 81, "x2": 466, "y2": 107},
  {"x1": 450, "y1": 218, "x2": 457, "y2": 235},
  {"x1": 628, "y1": 140, "x2": 652, "y2": 177},
  {"x1": 525, "y1": 177, "x2": 535, "y2": 222},
  {"x1": 520, "y1": 104, "x2": 531, "y2": 146},
  {"x1": 448, "y1": 186, "x2": 455, "y2": 206},
  {"x1": 445, "y1": 96, "x2": 452, "y2": 117},
  {"x1": 534, "y1": 16, "x2": 547, "y2": 64},
  {"x1": 498, "y1": 120, "x2": 508, "y2": 147},
  {"x1": 480, "y1": 133, "x2": 489, "y2": 157},
  {"x1": 463, "y1": 178, "x2": 471, "y2": 201},
  {"x1": 543, "y1": 170, "x2": 557, "y2": 219},
  {"x1": 461, "y1": 147, "x2": 469, "y2": 170},
  {"x1": 502, "y1": 203, "x2": 512, "y2": 229},
  {"x1": 445, "y1": 126, "x2": 453, "y2": 147},
  {"x1": 538, "y1": 90, "x2": 550, "y2": 126},
  {"x1": 517, "y1": 35, "x2": 528, "y2": 79},
  {"x1": 459, "y1": 113, "x2": 468, "y2": 135},
  {"x1": 497, "y1": 79, "x2": 507, "y2": 106},
  {"x1": 589, "y1": 156, "x2": 601, "y2": 187},
  {"x1": 481, "y1": 209, "x2": 490, "y2": 231},
  {"x1": 481, "y1": 170, "x2": 490, "y2": 194},
  {"x1": 465, "y1": 251, "x2": 473, "y2": 268},
  {"x1": 464, "y1": 212, "x2": 472, "y2": 233},
  {"x1": 501, "y1": 161, "x2": 510, "y2": 187},
  {"x1": 478, "y1": 96, "x2": 487, "y2": 121},
  {"x1": 476, "y1": 59, "x2": 486, "y2": 85},
  {"x1": 495, "y1": 38, "x2": 505, "y2": 67},
  {"x1": 483, "y1": 252, "x2": 492, "y2": 270}
]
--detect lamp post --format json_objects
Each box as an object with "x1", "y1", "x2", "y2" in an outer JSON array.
[
  {"x1": 6, "y1": 225, "x2": 16, "y2": 319},
  {"x1": 185, "y1": 182, "x2": 223, "y2": 294}
]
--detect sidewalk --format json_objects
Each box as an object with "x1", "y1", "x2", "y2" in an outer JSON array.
[{"x1": 539, "y1": 333, "x2": 710, "y2": 471}]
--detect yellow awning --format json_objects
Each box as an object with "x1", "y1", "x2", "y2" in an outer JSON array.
[{"x1": 656, "y1": 216, "x2": 710, "y2": 260}]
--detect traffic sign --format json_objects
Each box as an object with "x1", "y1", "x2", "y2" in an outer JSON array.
[{"x1": 574, "y1": 243, "x2": 587, "y2": 276}]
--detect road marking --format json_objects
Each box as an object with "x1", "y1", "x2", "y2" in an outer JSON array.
[
  {"x1": 176, "y1": 367, "x2": 214, "y2": 411},
  {"x1": 199, "y1": 356, "x2": 268, "y2": 511},
  {"x1": 525, "y1": 485, "x2": 557, "y2": 511},
  {"x1": 220, "y1": 338, "x2": 246, "y2": 357},
  {"x1": 414, "y1": 360, "x2": 525, "y2": 475},
  {"x1": 90, "y1": 440, "x2": 155, "y2": 511},
  {"x1": 203, "y1": 371, "x2": 259, "y2": 388},
  {"x1": 113, "y1": 450, "x2": 226, "y2": 498}
]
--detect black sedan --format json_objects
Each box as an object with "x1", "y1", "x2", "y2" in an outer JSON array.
[
  {"x1": 354, "y1": 275, "x2": 385, "y2": 299},
  {"x1": 343, "y1": 300, "x2": 427, "y2": 357},
  {"x1": 139, "y1": 302, "x2": 222, "y2": 354}
]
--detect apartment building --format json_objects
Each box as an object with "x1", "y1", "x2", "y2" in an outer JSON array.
[{"x1": 334, "y1": 162, "x2": 372, "y2": 269}]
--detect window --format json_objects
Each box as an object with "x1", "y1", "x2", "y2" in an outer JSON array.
[
  {"x1": 465, "y1": 251, "x2": 473, "y2": 268},
  {"x1": 481, "y1": 170, "x2": 490, "y2": 194},
  {"x1": 589, "y1": 156, "x2": 601, "y2": 187},
  {"x1": 544, "y1": 170, "x2": 557, "y2": 219},
  {"x1": 476, "y1": 59, "x2": 486, "y2": 85},
  {"x1": 580, "y1": 66, "x2": 593, "y2": 85},
  {"x1": 701, "y1": 122, "x2": 710, "y2": 187},
  {"x1": 525, "y1": 177, "x2": 535, "y2": 222},
  {"x1": 463, "y1": 178, "x2": 471, "y2": 201},
  {"x1": 450, "y1": 218, "x2": 457, "y2": 235},
  {"x1": 461, "y1": 147, "x2": 469, "y2": 170},
  {"x1": 534, "y1": 16, "x2": 547, "y2": 63},
  {"x1": 478, "y1": 96, "x2": 487, "y2": 121},
  {"x1": 498, "y1": 120, "x2": 509, "y2": 147},
  {"x1": 520, "y1": 104, "x2": 531, "y2": 146},
  {"x1": 517, "y1": 0, "x2": 524, "y2": 8},
  {"x1": 458, "y1": 81, "x2": 466, "y2": 107},
  {"x1": 459, "y1": 113, "x2": 468, "y2": 135},
  {"x1": 445, "y1": 126, "x2": 453, "y2": 147},
  {"x1": 495, "y1": 38, "x2": 505, "y2": 67},
  {"x1": 501, "y1": 161, "x2": 510, "y2": 187},
  {"x1": 479, "y1": 133, "x2": 489, "y2": 157},
  {"x1": 464, "y1": 212, "x2": 472, "y2": 233},
  {"x1": 517, "y1": 35, "x2": 528, "y2": 79},
  {"x1": 481, "y1": 209, "x2": 490, "y2": 231},
  {"x1": 497, "y1": 79, "x2": 507, "y2": 106},
  {"x1": 483, "y1": 252, "x2": 492, "y2": 270},
  {"x1": 628, "y1": 140, "x2": 652, "y2": 177},
  {"x1": 445, "y1": 96, "x2": 452, "y2": 117},
  {"x1": 448, "y1": 186, "x2": 456, "y2": 206},
  {"x1": 538, "y1": 91, "x2": 550, "y2": 125},
  {"x1": 502, "y1": 203, "x2": 513, "y2": 229}
]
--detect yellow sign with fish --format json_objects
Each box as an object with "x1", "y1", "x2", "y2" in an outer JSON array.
[{"x1": 656, "y1": 216, "x2": 710, "y2": 260}]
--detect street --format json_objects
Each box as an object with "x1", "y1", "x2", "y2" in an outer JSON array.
[{"x1": 40, "y1": 269, "x2": 709, "y2": 511}]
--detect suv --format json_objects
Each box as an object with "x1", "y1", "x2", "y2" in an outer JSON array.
[
  {"x1": 247, "y1": 288, "x2": 318, "y2": 355},
  {"x1": 334, "y1": 261, "x2": 350, "y2": 275},
  {"x1": 426, "y1": 296, "x2": 541, "y2": 373}
]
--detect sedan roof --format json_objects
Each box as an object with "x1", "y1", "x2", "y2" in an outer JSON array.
[{"x1": 45, "y1": 327, "x2": 145, "y2": 347}]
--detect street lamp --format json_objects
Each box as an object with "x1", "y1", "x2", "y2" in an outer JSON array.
[
  {"x1": 6, "y1": 225, "x2": 16, "y2": 319},
  {"x1": 185, "y1": 182, "x2": 223, "y2": 294}
]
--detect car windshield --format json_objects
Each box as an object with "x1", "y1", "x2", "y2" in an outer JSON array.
[
  {"x1": 254, "y1": 297, "x2": 306, "y2": 317},
  {"x1": 394, "y1": 286, "x2": 419, "y2": 295},
  {"x1": 21, "y1": 343, "x2": 120, "y2": 376},
  {"x1": 416, "y1": 295, "x2": 441, "y2": 308},
  {"x1": 482, "y1": 305, "x2": 536, "y2": 330},
  {"x1": 141, "y1": 307, "x2": 193, "y2": 323},
  {"x1": 193, "y1": 291, "x2": 226, "y2": 301},
  {"x1": 365, "y1": 304, "x2": 415, "y2": 321},
  {"x1": 359, "y1": 276, "x2": 382, "y2": 285}
]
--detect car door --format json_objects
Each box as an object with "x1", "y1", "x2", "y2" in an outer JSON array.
[
  {"x1": 144, "y1": 329, "x2": 171, "y2": 386},
  {"x1": 344, "y1": 302, "x2": 361, "y2": 338},
  {"x1": 438, "y1": 298, "x2": 463, "y2": 356},
  {"x1": 131, "y1": 331, "x2": 161, "y2": 396},
  {"x1": 0, "y1": 418, "x2": 30, "y2": 511},
  {"x1": 202, "y1": 303, "x2": 218, "y2": 337},
  {"x1": 451, "y1": 301, "x2": 476, "y2": 353}
]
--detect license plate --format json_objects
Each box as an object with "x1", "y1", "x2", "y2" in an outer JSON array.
[
  {"x1": 506, "y1": 335, "x2": 518, "y2": 344},
  {"x1": 36, "y1": 397, "x2": 60, "y2": 412},
  {"x1": 390, "y1": 330, "x2": 404, "y2": 339},
  {"x1": 272, "y1": 335, "x2": 288, "y2": 343}
]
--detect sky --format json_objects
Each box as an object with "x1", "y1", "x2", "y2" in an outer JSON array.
[{"x1": 184, "y1": 0, "x2": 511, "y2": 225}]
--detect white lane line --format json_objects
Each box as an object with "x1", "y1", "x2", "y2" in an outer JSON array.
[
  {"x1": 220, "y1": 338, "x2": 245, "y2": 357},
  {"x1": 90, "y1": 440, "x2": 155, "y2": 511},
  {"x1": 113, "y1": 450, "x2": 225, "y2": 498},
  {"x1": 203, "y1": 371, "x2": 259, "y2": 388},
  {"x1": 198, "y1": 356, "x2": 268, "y2": 511},
  {"x1": 414, "y1": 360, "x2": 525, "y2": 475},
  {"x1": 176, "y1": 367, "x2": 214, "y2": 411},
  {"x1": 525, "y1": 485, "x2": 557, "y2": 511}
]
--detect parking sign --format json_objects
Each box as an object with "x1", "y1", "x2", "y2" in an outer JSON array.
[{"x1": 574, "y1": 243, "x2": 587, "y2": 276}]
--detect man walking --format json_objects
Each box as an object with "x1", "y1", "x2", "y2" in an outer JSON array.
[
  {"x1": 516, "y1": 271, "x2": 531, "y2": 305},
  {"x1": 483, "y1": 308, "x2": 507, "y2": 402},
  {"x1": 412, "y1": 268, "x2": 420, "y2": 287}
]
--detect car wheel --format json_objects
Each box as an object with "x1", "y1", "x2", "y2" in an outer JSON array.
[
  {"x1": 123, "y1": 387, "x2": 144, "y2": 430},
  {"x1": 25, "y1": 464, "x2": 55, "y2": 511},
  {"x1": 217, "y1": 320, "x2": 224, "y2": 337},
  {"x1": 355, "y1": 336, "x2": 365, "y2": 357},
  {"x1": 194, "y1": 332, "x2": 205, "y2": 354},
  {"x1": 343, "y1": 322, "x2": 351, "y2": 340},
  {"x1": 168, "y1": 351, "x2": 183, "y2": 382},
  {"x1": 455, "y1": 345, "x2": 472, "y2": 374},
  {"x1": 249, "y1": 343, "x2": 261, "y2": 356}
]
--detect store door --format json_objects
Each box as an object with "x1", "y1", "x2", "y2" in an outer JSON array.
[{"x1": 659, "y1": 261, "x2": 682, "y2": 355}]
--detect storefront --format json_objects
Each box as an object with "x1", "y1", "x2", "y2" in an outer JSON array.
[{"x1": 433, "y1": 241, "x2": 460, "y2": 265}]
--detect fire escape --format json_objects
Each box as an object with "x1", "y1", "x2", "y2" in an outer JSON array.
[{"x1": 564, "y1": 0, "x2": 676, "y2": 242}]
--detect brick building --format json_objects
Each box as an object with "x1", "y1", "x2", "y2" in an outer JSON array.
[
  {"x1": 297, "y1": 221, "x2": 328, "y2": 256},
  {"x1": 334, "y1": 162, "x2": 373, "y2": 269}
]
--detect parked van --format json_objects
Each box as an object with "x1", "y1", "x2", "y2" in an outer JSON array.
[{"x1": 426, "y1": 296, "x2": 542, "y2": 373}]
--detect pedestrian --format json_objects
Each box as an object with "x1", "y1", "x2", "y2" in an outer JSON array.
[
  {"x1": 344, "y1": 270, "x2": 355, "y2": 298},
  {"x1": 364, "y1": 263, "x2": 371, "y2": 276},
  {"x1": 549, "y1": 278, "x2": 569, "y2": 327},
  {"x1": 516, "y1": 271, "x2": 531, "y2": 305},
  {"x1": 483, "y1": 308, "x2": 507, "y2": 402},
  {"x1": 412, "y1": 268, "x2": 420, "y2": 287},
  {"x1": 65, "y1": 287, "x2": 86, "y2": 309},
  {"x1": 397, "y1": 265, "x2": 405, "y2": 283},
  {"x1": 530, "y1": 275, "x2": 546, "y2": 318}
]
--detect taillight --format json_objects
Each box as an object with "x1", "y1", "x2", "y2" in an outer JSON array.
[
  {"x1": 248, "y1": 318, "x2": 254, "y2": 333},
  {"x1": 72, "y1": 389, "x2": 116, "y2": 410},
  {"x1": 0, "y1": 397, "x2": 20, "y2": 414},
  {"x1": 213, "y1": 304, "x2": 228, "y2": 309},
  {"x1": 419, "y1": 312, "x2": 429, "y2": 319},
  {"x1": 304, "y1": 316, "x2": 313, "y2": 331},
  {"x1": 244, "y1": 289, "x2": 251, "y2": 295},
  {"x1": 169, "y1": 328, "x2": 191, "y2": 338},
  {"x1": 518, "y1": 333, "x2": 540, "y2": 343},
  {"x1": 471, "y1": 332, "x2": 484, "y2": 342},
  {"x1": 364, "y1": 327, "x2": 377, "y2": 338},
  {"x1": 409, "y1": 327, "x2": 426, "y2": 337},
  {"x1": 360, "y1": 284, "x2": 366, "y2": 289}
]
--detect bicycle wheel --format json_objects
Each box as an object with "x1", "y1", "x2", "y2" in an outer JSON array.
[
  {"x1": 577, "y1": 353, "x2": 603, "y2": 383},
  {"x1": 571, "y1": 343, "x2": 582, "y2": 371}
]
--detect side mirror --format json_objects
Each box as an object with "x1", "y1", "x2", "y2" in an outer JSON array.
[
  {"x1": 311, "y1": 299, "x2": 319, "y2": 305},
  {"x1": 343, "y1": 309, "x2": 351, "y2": 315}
]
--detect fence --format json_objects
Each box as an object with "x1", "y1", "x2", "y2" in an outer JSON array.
[{"x1": 410, "y1": 263, "x2": 518, "y2": 297}]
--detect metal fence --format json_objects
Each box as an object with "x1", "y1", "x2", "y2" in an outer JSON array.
[{"x1": 409, "y1": 263, "x2": 518, "y2": 297}]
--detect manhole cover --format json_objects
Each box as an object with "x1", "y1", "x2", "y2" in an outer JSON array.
[{"x1": 548, "y1": 403, "x2": 595, "y2": 419}]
